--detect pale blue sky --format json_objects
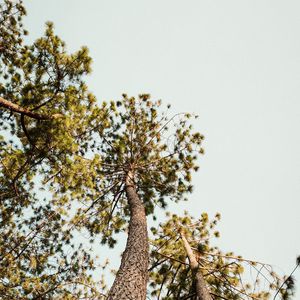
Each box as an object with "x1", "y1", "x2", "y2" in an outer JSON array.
[{"x1": 24, "y1": 0, "x2": 300, "y2": 296}]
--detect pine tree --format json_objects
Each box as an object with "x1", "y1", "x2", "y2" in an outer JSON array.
[
  {"x1": 0, "y1": 2, "x2": 295, "y2": 299},
  {"x1": 58, "y1": 94, "x2": 204, "y2": 299},
  {"x1": 0, "y1": 1, "x2": 106, "y2": 298},
  {"x1": 1, "y1": 4, "x2": 204, "y2": 296},
  {"x1": 149, "y1": 212, "x2": 294, "y2": 300}
]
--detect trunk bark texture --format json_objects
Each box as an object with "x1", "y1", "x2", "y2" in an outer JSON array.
[
  {"x1": 0, "y1": 96, "x2": 62, "y2": 120},
  {"x1": 107, "y1": 172, "x2": 149, "y2": 300},
  {"x1": 180, "y1": 232, "x2": 213, "y2": 300}
]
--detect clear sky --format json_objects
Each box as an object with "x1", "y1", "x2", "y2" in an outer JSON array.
[{"x1": 24, "y1": 0, "x2": 300, "y2": 296}]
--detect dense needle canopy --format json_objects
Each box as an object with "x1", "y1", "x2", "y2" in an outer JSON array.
[
  {"x1": 55, "y1": 94, "x2": 205, "y2": 246},
  {"x1": 0, "y1": 1, "x2": 104, "y2": 298}
]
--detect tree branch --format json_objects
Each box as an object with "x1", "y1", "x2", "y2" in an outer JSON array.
[{"x1": 0, "y1": 96, "x2": 62, "y2": 120}]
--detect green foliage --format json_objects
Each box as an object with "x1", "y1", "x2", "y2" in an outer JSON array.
[
  {"x1": 0, "y1": 1, "x2": 105, "y2": 298},
  {"x1": 149, "y1": 212, "x2": 292, "y2": 300},
  {"x1": 0, "y1": 2, "x2": 294, "y2": 299},
  {"x1": 59, "y1": 94, "x2": 204, "y2": 245},
  {"x1": 0, "y1": 0, "x2": 27, "y2": 70}
]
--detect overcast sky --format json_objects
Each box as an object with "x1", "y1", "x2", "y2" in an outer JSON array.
[{"x1": 24, "y1": 0, "x2": 300, "y2": 296}]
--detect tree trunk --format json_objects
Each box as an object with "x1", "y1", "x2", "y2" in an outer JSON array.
[
  {"x1": 180, "y1": 232, "x2": 212, "y2": 300},
  {"x1": 107, "y1": 171, "x2": 149, "y2": 300}
]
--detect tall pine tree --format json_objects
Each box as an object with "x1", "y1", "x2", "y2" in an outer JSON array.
[{"x1": 0, "y1": 2, "x2": 294, "y2": 299}]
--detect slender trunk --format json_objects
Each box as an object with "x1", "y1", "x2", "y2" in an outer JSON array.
[
  {"x1": 107, "y1": 171, "x2": 149, "y2": 300},
  {"x1": 180, "y1": 232, "x2": 212, "y2": 300},
  {"x1": 0, "y1": 96, "x2": 62, "y2": 120}
]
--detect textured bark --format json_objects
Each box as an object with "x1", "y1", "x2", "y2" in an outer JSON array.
[
  {"x1": 0, "y1": 96, "x2": 62, "y2": 120},
  {"x1": 180, "y1": 232, "x2": 213, "y2": 300},
  {"x1": 107, "y1": 171, "x2": 149, "y2": 300}
]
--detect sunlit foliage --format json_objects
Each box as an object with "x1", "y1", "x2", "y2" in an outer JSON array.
[{"x1": 149, "y1": 212, "x2": 293, "y2": 300}]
